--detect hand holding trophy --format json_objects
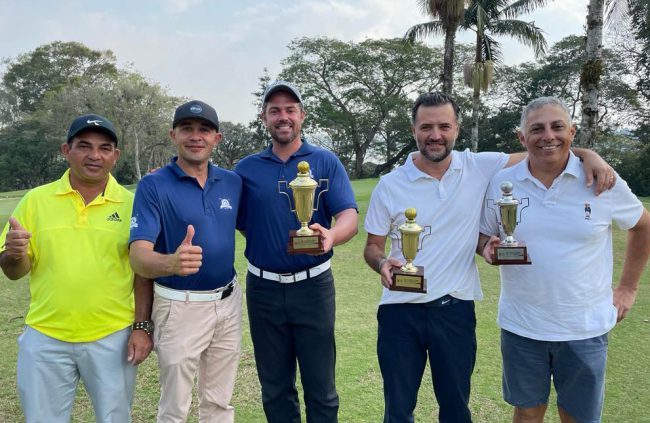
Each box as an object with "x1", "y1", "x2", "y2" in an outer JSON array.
[
  {"x1": 278, "y1": 161, "x2": 329, "y2": 254},
  {"x1": 486, "y1": 181, "x2": 532, "y2": 265},
  {"x1": 390, "y1": 208, "x2": 431, "y2": 293}
]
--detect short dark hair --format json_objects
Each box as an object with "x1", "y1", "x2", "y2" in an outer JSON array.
[{"x1": 411, "y1": 92, "x2": 461, "y2": 125}]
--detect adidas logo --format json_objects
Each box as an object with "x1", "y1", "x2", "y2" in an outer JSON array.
[{"x1": 106, "y1": 212, "x2": 122, "y2": 222}]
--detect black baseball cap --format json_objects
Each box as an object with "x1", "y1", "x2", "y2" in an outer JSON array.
[
  {"x1": 173, "y1": 100, "x2": 219, "y2": 131},
  {"x1": 67, "y1": 114, "x2": 118, "y2": 145},
  {"x1": 262, "y1": 80, "x2": 303, "y2": 104}
]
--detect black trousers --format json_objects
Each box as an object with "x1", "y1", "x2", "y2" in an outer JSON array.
[
  {"x1": 377, "y1": 300, "x2": 477, "y2": 423},
  {"x1": 247, "y1": 269, "x2": 338, "y2": 423}
]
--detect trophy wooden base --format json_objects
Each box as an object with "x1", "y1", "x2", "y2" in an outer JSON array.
[
  {"x1": 287, "y1": 231, "x2": 324, "y2": 254},
  {"x1": 390, "y1": 266, "x2": 426, "y2": 293},
  {"x1": 493, "y1": 243, "x2": 532, "y2": 265}
]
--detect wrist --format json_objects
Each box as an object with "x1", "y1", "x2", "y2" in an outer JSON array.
[
  {"x1": 377, "y1": 257, "x2": 388, "y2": 273},
  {"x1": 132, "y1": 320, "x2": 154, "y2": 335}
]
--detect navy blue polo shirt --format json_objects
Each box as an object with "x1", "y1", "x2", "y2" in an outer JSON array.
[
  {"x1": 235, "y1": 140, "x2": 357, "y2": 273},
  {"x1": 130, "y1": 157, "x2": 241, "y2": 290}
]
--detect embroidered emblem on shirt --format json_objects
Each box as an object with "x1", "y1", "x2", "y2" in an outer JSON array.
[
  {"x1": 130, "y1": 216, "x2": 138, "y2": 229},
  {"x1": 584, "y1": 203, "x2": 592, "y2": 220},
  {"x1": 106, "y1": 212, "x2": 122, "y2": 222},
  {"x1": 220, "y1": 198, "x2": 233, "y2": 210}
]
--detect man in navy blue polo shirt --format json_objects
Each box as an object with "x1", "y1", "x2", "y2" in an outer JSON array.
[
  {"x1": 235, "y1": 81, "x2": 358, "y2": 423},
  {"x1": 129, "y1": 100, "x2": 242, "y2": 423}
]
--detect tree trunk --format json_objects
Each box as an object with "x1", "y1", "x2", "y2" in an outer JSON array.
[
  {"x1": 579, "y1": 0, "x2": 604, "y2": 147},
  {"x1": 471, "y1": 84, "x2": 480, "y2": 152},
  {"x1": 442, "y1": 27, "x2": 457, "y2": 94},
  {"x1": 471, "y1": 36, "x2": 482, "y2": 152},
  {"x1": 134, "y1": 131, "x2": 142, "y2": 181}
]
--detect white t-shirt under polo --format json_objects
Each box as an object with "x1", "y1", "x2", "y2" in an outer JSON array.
[
  {"x1": 480, "y1": 153, "x2": 644, "y2": 341},
  {"x1": 365, "y1": 149, "x2": 508, "y2": 305}
]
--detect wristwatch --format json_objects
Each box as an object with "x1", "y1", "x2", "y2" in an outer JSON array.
[{"x1": 132, "y1": 320, "x2": 154, "y2": 335}]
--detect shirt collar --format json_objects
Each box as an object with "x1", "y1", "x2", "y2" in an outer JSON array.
[
  {"x1": 260, "y1": 138, "x2": 315, "y2": 161},
  {"x1": 54, "y1": 169, "x2": 124, "y2": 203},
  {"x1": 402, "y1": 151, "x2": 461, "y2": 182},
  {"x1": 168, "y1": 156, "x2": 221, "y2": 181},
  {"x1": 514, "y1": 151, "x2": 581, "y2": 182}
]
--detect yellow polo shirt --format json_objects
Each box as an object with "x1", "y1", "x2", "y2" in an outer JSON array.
[{"x1": 0, "y1": 170, "x2": 135, "y2": 342}]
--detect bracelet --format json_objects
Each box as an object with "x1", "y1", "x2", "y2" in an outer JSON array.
[{"x1": 377, "y1": 258, "x2": 388, "y2": 272}]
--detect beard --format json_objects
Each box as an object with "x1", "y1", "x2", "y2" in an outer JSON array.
[
  {"x1": 418, "y1": 139, "x2": 454, "y2": 163},
  {"x1": 268, "y1": 125, "x2": 299, "y2": 145}
]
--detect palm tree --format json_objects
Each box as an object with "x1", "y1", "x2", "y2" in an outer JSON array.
[
  {"x1": 463, "y1": 0, "x2": 549, "y2": 152},
  {"x1": 405, "y1": 0, "x2": 467, "y2": 94}
]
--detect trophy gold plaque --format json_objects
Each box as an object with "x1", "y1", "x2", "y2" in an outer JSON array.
[
  {"x1": 391, "y1": 208, "x2": 431, "y2": 293},
  {"x1": 278, "y1": 161, "x2": 329, "y2": 254},
  {"x1": 486, "y1": 181, "x2": 532, "y2": 265}
]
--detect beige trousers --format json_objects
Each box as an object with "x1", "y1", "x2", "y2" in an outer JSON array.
[{"x1": 152, "y1": 283, "x2": 243, "y2": 423}]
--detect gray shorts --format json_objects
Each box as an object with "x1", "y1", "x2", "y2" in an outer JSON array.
[
  {"x1": 17, "y1": 325, "x2": 136, "y2": 423},
  {"x1": 501, "y1": 329, "x2": 608, "y2": 423}
]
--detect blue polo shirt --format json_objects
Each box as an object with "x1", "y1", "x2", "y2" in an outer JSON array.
[
  {"x1": 235, "y1": 140, "x2": 357, "y2": 273},
  {"x1": 130, "y1": 157, "x2": 241, "y2": 290}
]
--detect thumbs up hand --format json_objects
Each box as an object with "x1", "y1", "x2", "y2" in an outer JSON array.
[
  {"x1": 3, "y1": 217, "x2": 31, "y2": 261},
  {"x1": 172, "y1": 224, "x2": 202, "y2": 276}
]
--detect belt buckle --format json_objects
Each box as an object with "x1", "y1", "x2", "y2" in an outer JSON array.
[{"x1": 279, "y1": 273, "x2": 296, "y2": 283}]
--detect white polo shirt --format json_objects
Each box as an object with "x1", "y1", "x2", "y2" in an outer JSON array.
[
  {"x1": 365, "y1": 149, "x2": 508, "y2": 305},
  {"x1": 480, "y1": 153, "x2": 644, "y2": 341}
]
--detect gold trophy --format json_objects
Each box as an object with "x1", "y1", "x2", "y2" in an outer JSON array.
[
  {"x1": 278, "y1": 161, "x2": 329, "y2": 254},
  {"x1": 486, "y1": 181, "x2": 532, "y2": 265},
  {"x1": 391, "y1": 208, "x2": 431, "y2": 293}
]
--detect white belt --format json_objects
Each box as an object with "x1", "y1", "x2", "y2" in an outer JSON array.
[
  {"x1": 154, "y1": 279, "x2": 236, "y2": 302},
  {"x1": 248, "y1": 260, "x2": 331, "y2": 283}
]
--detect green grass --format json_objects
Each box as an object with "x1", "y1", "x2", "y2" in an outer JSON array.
[{"x1": 0, "y1": 182, "x2": 648, "y2": 422}]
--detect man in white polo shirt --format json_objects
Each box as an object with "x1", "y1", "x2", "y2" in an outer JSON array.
[
  {"x1": 363, "y1": 92, "x2": 616, "y2": 423},
  {"x1": 478, "y1": 96, "x2": 650, "y2": 423}
]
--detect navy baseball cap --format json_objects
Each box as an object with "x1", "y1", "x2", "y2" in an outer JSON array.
[
  {"x1": 173, "y1": 100, "x2": 219, "y2": 131},
  {"x1": 67, "y1": 114, "x2": 118, "y2": 145},
  {"x1": 262, "y1": 80, "x2": 303, "y2": 104}
]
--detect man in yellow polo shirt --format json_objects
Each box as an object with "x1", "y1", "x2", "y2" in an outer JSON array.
[{"x1": 0, "y1": 114, "x2": 153, "y2": 423}]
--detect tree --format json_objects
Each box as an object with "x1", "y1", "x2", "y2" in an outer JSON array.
[
  {"x1": 579, "y1": 0, "x2": 606, "y2": 147},
  {"x1": 462, "y1": 0, "x2": 548, "y2": 152},
  {"x1": 38, "y1": 71, "x2": 177, "y2": 181},
  {"x1": 279, "y1": 37, "x2": 442, "y2": 178},
  {"x1": 0, "y1": 41, "x2": 117, "y2": 123},
  {"x1": 405, "y1": 0, "x2": 467, "y2": 94},
  {"x1": 215, "y1": 121, "x2": 266, "y2": 169}
]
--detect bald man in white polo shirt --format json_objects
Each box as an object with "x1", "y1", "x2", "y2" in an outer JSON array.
[
  {"x1": 478, "y1": 96, "x2": 650, "y2": 423},
  {"x1": 363, "y1": 92, "x2": 616, "y2": 423}
]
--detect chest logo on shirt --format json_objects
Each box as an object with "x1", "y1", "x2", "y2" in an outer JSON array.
[
  {"x1": 130, "y1": 216, "x2": 138, "y2": 229},
  {"x1": 220, "y1": 198, "x2": 233, "y2": 210},
  {"x1": 584, "y1": 203, "x2": 592, "y2": 220},
  {"x1": 106, "y1": 212, "x2": 122, "y2": 222}
]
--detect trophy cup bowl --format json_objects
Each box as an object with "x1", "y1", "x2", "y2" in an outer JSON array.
[
  {"x1": 290, "y1": 162, "x2": 318, "y2": 236},
  {"x1": 278, "y1": 161, "x2": 329, "y2": 254},
  {"x1": 490, "y1": 181, "x2": 531, "y2": 265},
  {"x1": 391, "y1": 208, "x2": 428, "y2": 293}
]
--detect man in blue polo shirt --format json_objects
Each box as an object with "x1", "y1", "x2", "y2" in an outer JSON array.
[
  {"x1": 129, "y1": 100, "x2": 242, "y2": 423},
  {"x1": 235, "y1": 81, "x2": 358, "y2": 423}
]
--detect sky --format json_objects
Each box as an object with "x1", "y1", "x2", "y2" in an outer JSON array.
[{"x1": 0, "y1": 0, "x2": 591, "y2": 124}]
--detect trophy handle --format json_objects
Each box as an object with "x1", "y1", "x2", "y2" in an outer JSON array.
[
  {"x1": 486, "y1": 198, "x2": 500, "y2": 225},
  {"x1": 277, "y1": 180, "x2": 295, "y2": 212},
  {"x1": 389, "y1": 223, "x2": 403, "y2": 249},
  {"x1": 517, "y1": 198, "x2": 529, "y2": 224},
  {"x1": 313, "y1": 179, "x2": 330, "y2": 211},
  {"x1": 418, "y1": 226, "x2": 432, "y2": 250}
]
